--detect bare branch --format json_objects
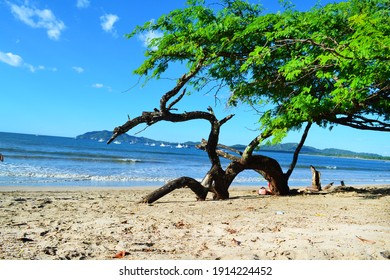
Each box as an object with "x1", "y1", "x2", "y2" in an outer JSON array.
[
  {"x1": 134, "y1": 125, "x2": 151, "y2": 135},
  {"x1": 207, "y1": 106, "x2": 215, "y2": 115},
  {"x1": 214, "y1": 148, "x2": 241, "y2": 161},
  {"x1": 219, "y1": 114, "x2": 234, "y2": 125},
  {"x1": 138, "y1": 176, "x2": 209, "y2": 204},
  {"x1": 242, "y1": 131, "x2": 272, "y2": 160},
  {"x1": 167, "y1": 88, "x2": 186, "y2": 111},
  {"x1": 160, "y1": 60, "x2": 205, "y2": 112},
  {"x1": 217, "y1": 143, "x2": 243, "y2": 157},
  {"x1": 196, "y1": 139, "x2": 242, "y2": 161}
]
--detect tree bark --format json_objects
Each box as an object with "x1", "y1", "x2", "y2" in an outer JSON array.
[
  {"x1": 108, "y1": 67, "x2": 297, "y2": 203},
  {"x1": 198, "y1": 140, "x2": 290, "y2": 195},
  {"x1": 285, "y1": 122, "x2": 312, "y2": 179},
  {"x1": 226, "y1": 156, "x2": 289, "y2": 195},
  {"x1": 138, "y1": 176, "x2": 208, "y2": 204},
  {"x1": 310, "y1": 165, "x2": 321, "y2": 191},
  {"x1": 107, "y1": 65, "x2": 236, "y2": 200}
]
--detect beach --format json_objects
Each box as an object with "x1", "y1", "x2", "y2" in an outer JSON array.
[{"x1": 0, "y1": 185, "x2": 389, "y2": 260}]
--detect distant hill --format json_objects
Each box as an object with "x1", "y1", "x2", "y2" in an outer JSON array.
[
  {"x1": 76, "y1": 130, "x2": 389, "y2": 160},
  {"x1": 76, "y1": 130, "x2": 158, "y2": 145},
  {"x1": 76, "y1": 130, "x2": 193, "y2": 146},
  {"x1": 232, "y1": 142, "x2": 388, "y2": 160}
]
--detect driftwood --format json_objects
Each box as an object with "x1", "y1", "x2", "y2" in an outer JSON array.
[
  {"x1": 298, "y1": 165, "x2": 323, "y2": 193},
  {"x1": 310, "y1": 165, "x2": 321, "y2": 191},
  {"x1": 323, "y1": 182, "x2": 334, "y2": 190},
  {"x1": 299, "y1": 167, "x2": 349, "y2": 194}
]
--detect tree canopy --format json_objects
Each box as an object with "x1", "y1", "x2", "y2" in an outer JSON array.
[
  {"x1": 109, "y1": 0, "x2": 390, "y2": 199},
  {"x1": 128, "y1": 0, "x2": 390, "y2": 144}
]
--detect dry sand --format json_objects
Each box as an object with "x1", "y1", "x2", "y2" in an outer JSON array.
[{"x1": 0, "y1": 185, "x2": 389, "y2": 260}]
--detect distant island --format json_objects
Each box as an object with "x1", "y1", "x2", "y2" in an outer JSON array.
[
  {"x1": 76, "y1": 130, "x2": 390, "y2": 160},
  {"x1": 76, "y1": 130, "x2": 160, "y2": 145}
]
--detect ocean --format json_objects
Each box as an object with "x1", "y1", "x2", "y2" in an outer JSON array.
[{"x1": 0, "y1": 131, "x2": 389, "y2": 188}]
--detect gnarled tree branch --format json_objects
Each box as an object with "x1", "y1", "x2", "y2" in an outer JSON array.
[
  {"x1": 108, "y1": 61, "x2": 205, "y2": 144},
  {"x1": 108, "y1": 65, "x2": 236, "y2": 201},
  {"x1": 138, "y1": 176, "x2": 208, "y2": 204}
]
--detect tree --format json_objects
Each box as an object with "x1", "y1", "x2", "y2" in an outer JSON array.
[{"x1": 108, "y1": 0, "x2": 389, "y2": 201}]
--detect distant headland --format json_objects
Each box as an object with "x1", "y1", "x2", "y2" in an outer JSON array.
[{"x1": 76, "y1": 130, "x2": 389, "y2": 161}]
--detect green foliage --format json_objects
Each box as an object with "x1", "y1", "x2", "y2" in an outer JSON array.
[{"x1": 127, "y1": 0, "x2": 390, "y2": 144}]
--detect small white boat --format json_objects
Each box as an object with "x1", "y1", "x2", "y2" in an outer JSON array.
[{"x1": 176, "y1": 143, "x2": 188, "y2": 148}]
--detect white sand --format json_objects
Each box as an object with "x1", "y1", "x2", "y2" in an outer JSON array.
[{"x1": 0, "y1": 185, "x2": 389, "y2": 260}]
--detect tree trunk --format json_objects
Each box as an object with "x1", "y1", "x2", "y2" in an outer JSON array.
[
  {"x1": 107, "y1": 67, "x2": 293, "y2": 203},
  {"x1": 221, "y1": 155, "x2": 289, "y2": 196},
  {"x1": 207, "y1": 164, "x2": 231, "y2": 200},
  {"x1": 198, "y1": 140, "x2": 290, "y2": 196},
  {"x1": 246, "y1": 156, "x2": 289, "y2": 195}
]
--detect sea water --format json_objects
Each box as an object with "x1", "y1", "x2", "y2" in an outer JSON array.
[{"x1": 0, "y1": 132, "x2": 389, "y2": 188}]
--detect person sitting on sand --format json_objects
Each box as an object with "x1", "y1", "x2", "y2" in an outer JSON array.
[{"x1": 259, "y1": 181, "x2": 273, "y2": 195}]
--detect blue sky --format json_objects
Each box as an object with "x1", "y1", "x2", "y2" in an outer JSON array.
[{"x1": 1, "y1": 0, "x2": 389, "y2": 156}]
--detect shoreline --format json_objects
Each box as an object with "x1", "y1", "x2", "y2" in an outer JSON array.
[
  {"x1": 1, "y1": 184, "x2": 389, "y2": 260},
  {"x1": 0, "y1": 183, "x2": 389, "y2": 192}
]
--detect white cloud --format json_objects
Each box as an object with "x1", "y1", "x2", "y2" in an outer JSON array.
[
  {"x1": 100, "y1": 14, "x2": 119, "y2": 35},
  {"x1": 8, "y1": 2, "x2": 65, "y2": 40},
  {"x1": 137, "y1": 20, "x2": 162, "y2": 50},
  {"x1": 73, "y1": 66, "x2": 84, "y2": 73},
  {"x1": 92, "y1": 83, "x2": 104, "y2": 88},
  {"x1": 0, "y1": 50, "x2": 51, "y2": 72},
  {"x1": 76, "y1": 0, "x2": 90, "y2": 9},
  {"x1": 92, "y1": 83, "x2": 112, "y2": 92},
  {"x1": 138, "y1": 30, "x2": 163, "y2": 50},
  {"x1": 26, "y1": 64, "x2": 45, "y2": 72},
  {"x1": 0, "y1": 51, "x2": 23, "y2": 67}
]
